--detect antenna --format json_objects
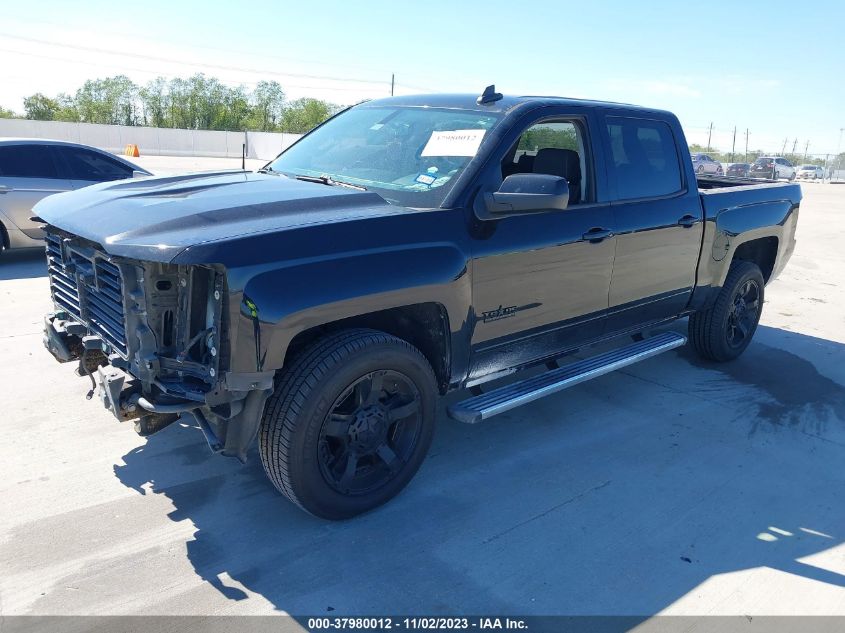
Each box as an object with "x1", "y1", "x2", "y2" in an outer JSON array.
[{"x1": 477, "y1": 85, "x2": 503, "y2": 105}]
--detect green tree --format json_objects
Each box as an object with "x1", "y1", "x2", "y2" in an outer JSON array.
[
  {"x1": 248, "y1": 80, "x2": 285, "y2": 131},
  {"x1": 75, "y1": 75, "x2": 139, "y2": 125},
  {"x1": 53, "y1": 93, "x2": 80, "y2": 121},
  {"x1": 139, "y1": 77, "x2": 171, "y2": 127},
  {"x1": 16, "y1": 74, "x2": 343, "y2": 133},
  {"x1": 279, "y1": 98, "x2": 336, "y2": 134},
  {"x1": 23, "y1": 93, "x2": 60, "y2": 120},
  {"x1": 0, "y1": 106, "x2": 19, "y2": 119},
  {"x1": 219, "y1": 85, "x2": 251, "y2": 130},
  {"x1": 518, "y1": 126, "x2": 578, "y2": 152},
  {"x1": 162, "y1": 74, "x2": 250, "y2": 130}
]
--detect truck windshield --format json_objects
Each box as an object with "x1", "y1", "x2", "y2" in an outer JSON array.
[{"x1": 264, "y1": 106, "x2": 500, "y2": 207}]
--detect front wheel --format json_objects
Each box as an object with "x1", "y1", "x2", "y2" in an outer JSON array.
[
  {"x1": 259, "y1": 329, "x2": 437, "y2": 520},
  {"x1": 688, "y1": 261, "x2": 764, "y2": 362}
]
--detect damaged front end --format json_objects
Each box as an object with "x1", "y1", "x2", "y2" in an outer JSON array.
[{"x1": 43, "y1": 228, "x2": 273, "y2": 461}]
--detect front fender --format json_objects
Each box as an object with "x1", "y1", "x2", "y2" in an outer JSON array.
[{"x1": 227, "y1": 243, "x2": 472, "y2": 376}]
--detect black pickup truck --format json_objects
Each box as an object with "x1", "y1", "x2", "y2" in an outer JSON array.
[{"x1": 37, "y1": 87, "x2": 801, "y2": 519}]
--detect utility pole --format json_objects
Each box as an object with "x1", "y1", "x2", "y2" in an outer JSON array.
[
  {"x1": 804, "y1": 140, "x2": 809, "y2": 161},
  {"x1": 781, "y1": 137, "x2": 788, "y2": 155},
  {"x1": 791, "y1": 138, "x2": 798, "y2": 154},
  {"x1": 731, "y1": 126, "x2": 736, "y2": 162},
  {"x1": 390, "y1": 73, "x2": 395, "y2": 97},
  {"x1": 706, "y1": 122, "x2": 713, "y2": 153},
  {"x1": 744, "y1": 128, "x2": 749, "y2": 163}
]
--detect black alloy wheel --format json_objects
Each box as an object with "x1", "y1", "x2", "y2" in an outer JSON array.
[
  {"x1": 688, "y1": 260, "x2": 765, "y2": 362},
  {"x1": 259, "y1": 329, "x2": 437, "y2": 520},
  {"x1": 726, "y1": 278, "x2": 761, "y2": 349},
  {"x1": 317, "y1": 369, "x2": 423, "y2": 495}
]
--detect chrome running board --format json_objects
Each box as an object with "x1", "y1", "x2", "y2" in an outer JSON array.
[{"x1": 447, "y1": 332, "x2": 687, "y2": 424}]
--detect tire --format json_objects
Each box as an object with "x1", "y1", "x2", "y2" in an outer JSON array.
[
  {"x1": 688, "y1": 261, "x2": 764, "y2": 362},
  {"x1": 259, "y1": 328, "x2": 437, "y2": 520}
]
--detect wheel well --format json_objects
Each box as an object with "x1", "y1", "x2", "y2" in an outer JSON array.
[
  {"x1": 284, "y1": 303, "x2": 452, "y2": 393},
  {"x1": 732, "y1": 237, "x2": 778, "y2": 282}
]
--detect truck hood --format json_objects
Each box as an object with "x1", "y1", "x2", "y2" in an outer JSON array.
[{"x1": 34, "y1": 170, "x2": 396, "y2": 261}]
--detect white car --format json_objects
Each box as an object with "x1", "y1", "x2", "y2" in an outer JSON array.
[
  {"x1": 691, "y1": 153, "x2": 723, "y2": 175},
  {"x1": 796, "y1": 164, "x2": 824, "y2": 180},
  {"x1": 750, "y1": 156, "x2": 796, "y2": 180}
]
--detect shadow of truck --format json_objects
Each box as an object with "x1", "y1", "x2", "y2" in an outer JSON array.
[{"x1": 110, "y1": 323, "x2": 845, "y2": 615}]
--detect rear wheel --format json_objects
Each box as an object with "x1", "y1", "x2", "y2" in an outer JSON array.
[
  {"x1": 688, "y1": 261, "x2": 764, "y2": 362},
  {"x1": 259, "y1": 329, "x2": 437, "y2": 520}
]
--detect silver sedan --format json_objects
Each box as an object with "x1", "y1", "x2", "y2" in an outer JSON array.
[
  {"x1": 691, "y1": 153, "x2": 723, "y2": 175},
  {"x1": 0, "y1": 138, "x2": 151, "y2": 254}
]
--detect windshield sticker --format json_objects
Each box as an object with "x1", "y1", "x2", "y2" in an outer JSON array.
[
  {"x1": 414, "y1": 173, "x2": 436, "y2": 186},
  {"x1": 421, "y1": 129, "x2": 486, "y2": 157}
]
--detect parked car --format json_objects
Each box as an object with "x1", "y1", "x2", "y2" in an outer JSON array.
[
  {"x1": 796, "y1": 164, "x2": 824, "y2": 180},
  {"x1": 691, "y1": 153, "x2": 723, "y2": 175},
  {"x1": 749, "y1": 156, "x2": 796, "y2": 180},
  {"x1": 0, "y1": 138, "x2": 150, "y2": 255},
  {"x1": 38, "y1": 89, "x2": 801, "y2": 519},
  {"x1": 726, "y1": 162, "x2": 750, "y2": 178}
]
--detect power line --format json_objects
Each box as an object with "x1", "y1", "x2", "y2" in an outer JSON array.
[
  {"x1": 0, "y1": 33, "x2": 438, "y2": 92},
  {"x1": 1, "y1": 14, "x2": 402, "y2": 78},
  {"x1": 0, "y1": 46, "x2": 400, "y2": 94}
]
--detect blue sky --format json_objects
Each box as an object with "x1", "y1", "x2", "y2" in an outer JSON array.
[{"x1": 1, "y1": 0, "x2": 843, "y2": 154}]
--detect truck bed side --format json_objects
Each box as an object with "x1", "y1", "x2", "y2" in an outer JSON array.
[{"x1": 693, "y1": 180, "x2": 801, "y2": 298}]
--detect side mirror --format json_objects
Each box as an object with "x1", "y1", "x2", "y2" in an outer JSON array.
[
  {"x1": 484, "y1": 173, "x2": 569, "y2": 215},
  {"x1": 132, "y1": 170, "x2": 150, "y2": 179}
]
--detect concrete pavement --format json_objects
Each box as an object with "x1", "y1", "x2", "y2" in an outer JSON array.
[{"x1": 0, "y1": 181, "x2": 843, "y2": 618}]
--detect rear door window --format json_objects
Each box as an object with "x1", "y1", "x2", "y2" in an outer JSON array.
[
  {"x1": 53, "y1": 146, "x2": 133, "y2": 181},
  {"x1": 0, "y1": 145, "x2": 59, "y2": 179},
  {"x1": 605, "y1": 117, "x2": 683, "y2": 200}
]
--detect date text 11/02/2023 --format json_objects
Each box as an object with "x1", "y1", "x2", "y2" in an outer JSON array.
[{"x1": 306, "y1": 617, "x2": 529, "y2": 630}]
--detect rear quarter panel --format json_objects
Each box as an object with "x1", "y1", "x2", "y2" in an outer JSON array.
[{"x1": 695, "y1": 182, "x2": 801, "y2": 289}]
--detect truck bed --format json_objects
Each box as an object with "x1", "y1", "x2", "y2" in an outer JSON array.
[
  {"x1": 696, "y1": 177, "x2": 801, "y2": 218},
  {"x1": 697, "y1": 175, "x2": 782, "y2": 190}
]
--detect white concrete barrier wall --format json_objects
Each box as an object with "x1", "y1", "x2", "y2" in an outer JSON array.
[
  {"x1": 0, "y1": 119, "x2": 301, "y2": 160},
  {"x1": 245, "y1": 131, "x2": 301, "y2": 160}
]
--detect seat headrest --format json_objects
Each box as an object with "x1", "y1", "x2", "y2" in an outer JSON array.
[{"x1": 533, "y1": 148, "x2": 581, "y2": 181}]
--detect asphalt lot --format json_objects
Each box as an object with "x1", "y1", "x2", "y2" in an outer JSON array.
[{"x1": 1, "y1": 177, "x2": 843, "y2": 618}]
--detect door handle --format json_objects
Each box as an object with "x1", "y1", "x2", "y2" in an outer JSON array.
[
  {"x1": 582, "y1": 227, "x2": 614, "y2": 243},
  {"x1": 677, "y1": 214, "x2": 699, "y2": 228}
]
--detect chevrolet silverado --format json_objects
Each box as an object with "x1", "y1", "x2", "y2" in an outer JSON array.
[{"x1": 36, "y1": 87, "x2": 800, "y2": 519}]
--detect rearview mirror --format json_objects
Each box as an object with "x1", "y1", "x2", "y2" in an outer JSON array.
[{"x1": 484, "y1": 173, "x2": 569, "y2": 215}]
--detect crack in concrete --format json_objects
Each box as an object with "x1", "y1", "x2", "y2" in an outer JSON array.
[{"x1": 482, "y1": 480, "x2": 611, "y2": 544}]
